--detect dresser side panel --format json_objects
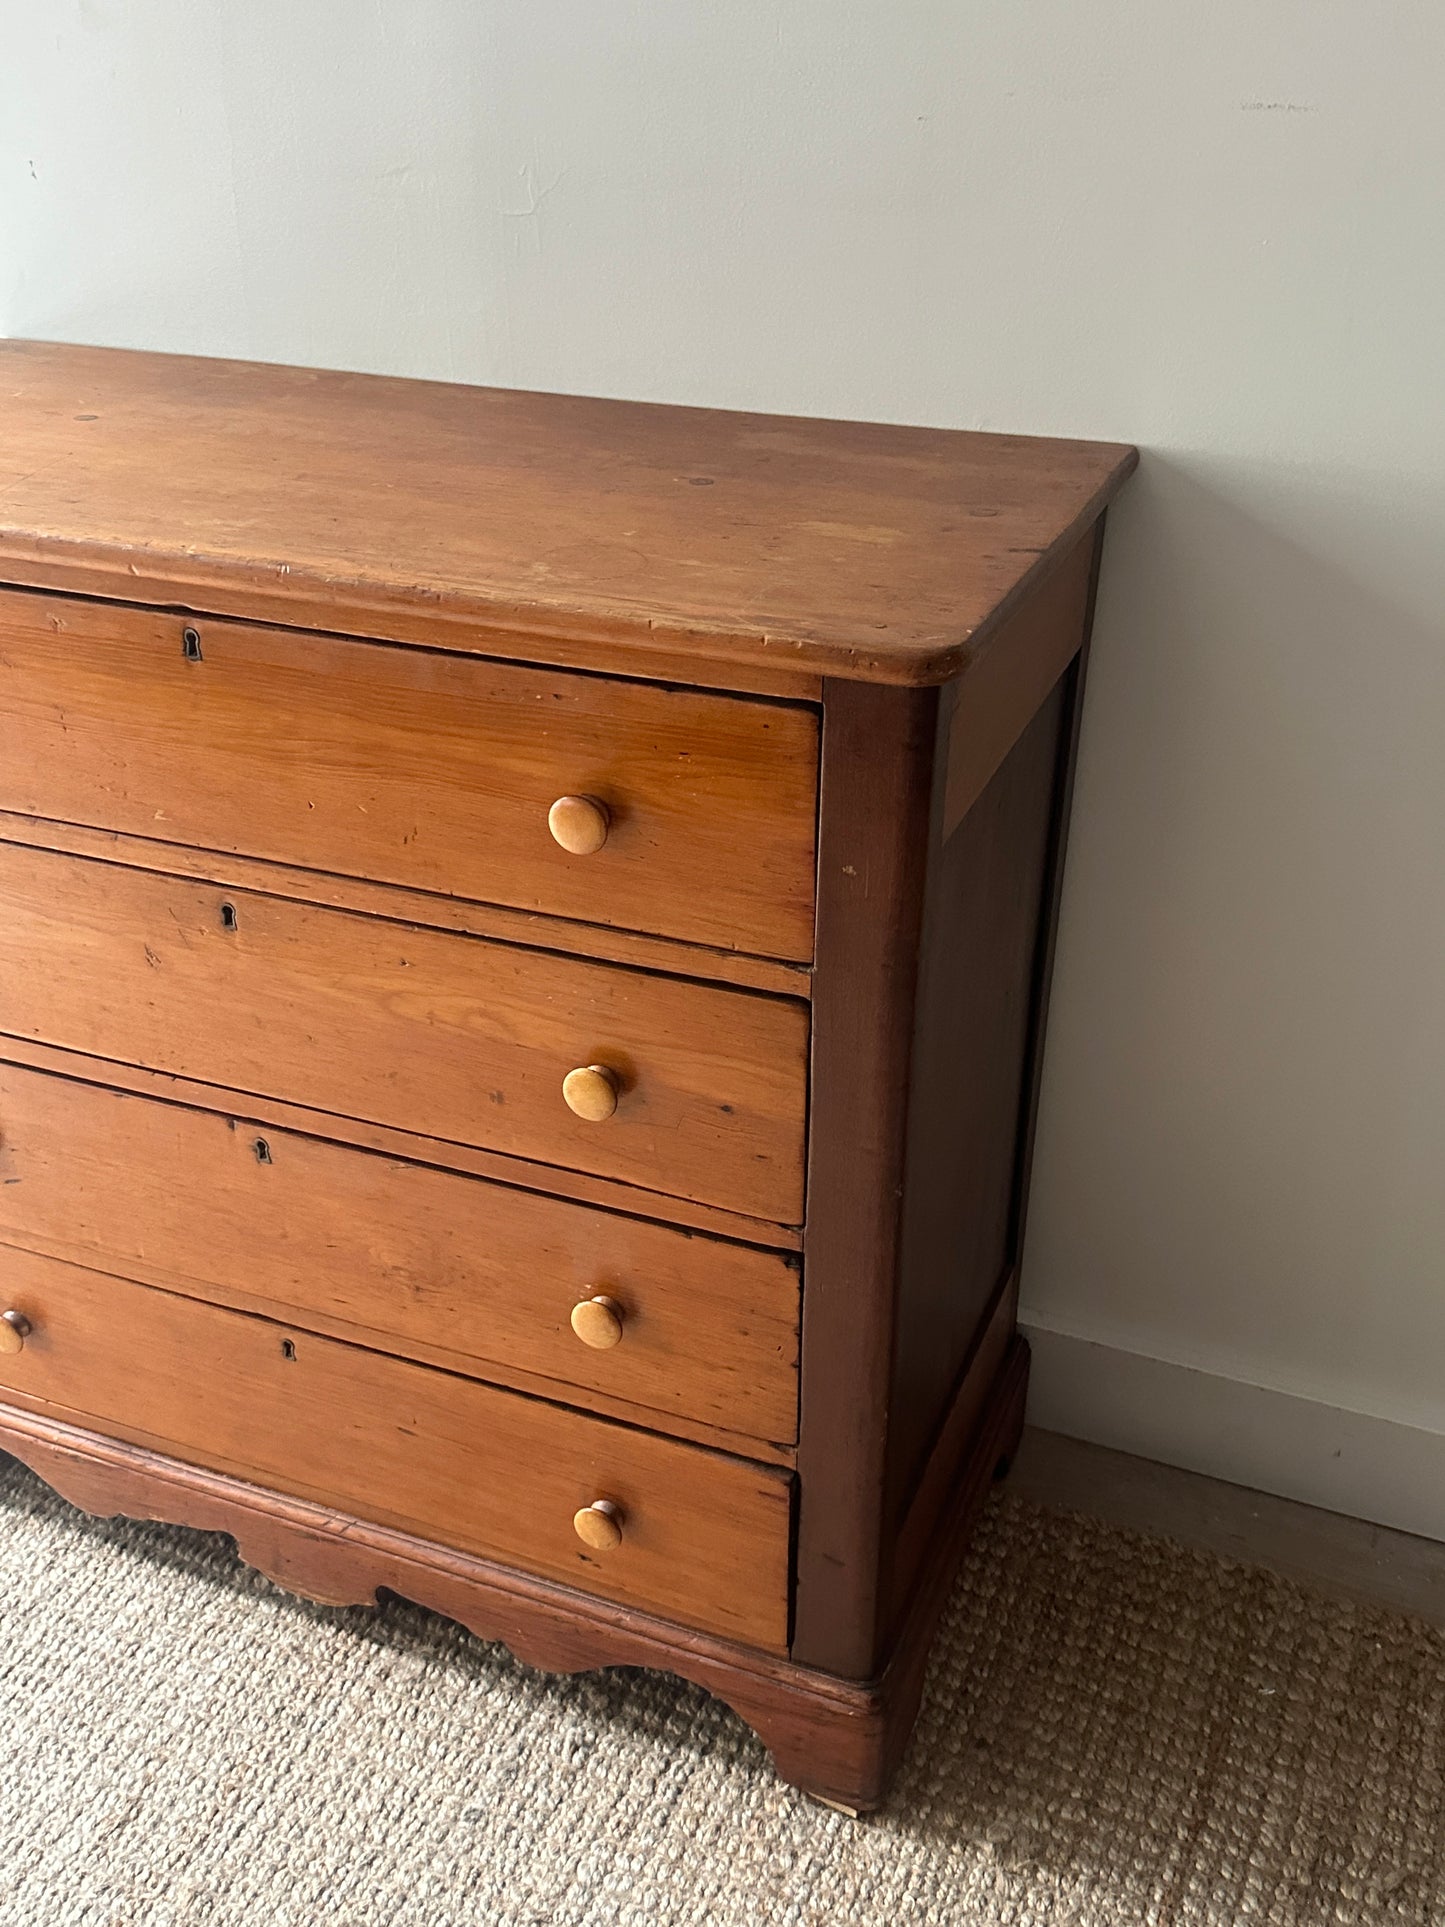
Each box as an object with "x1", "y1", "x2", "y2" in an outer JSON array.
[
  {"x1": 884, "y1": 679, "x2": 1070, "y2": 1510},
  {"x1": 883, "y1": 519, "x2": 1105, "y2": 1540}
]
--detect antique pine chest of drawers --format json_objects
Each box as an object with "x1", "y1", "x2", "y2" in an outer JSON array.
[{"x1": 0, "y1": 340, "x2": 1134, "y2": 1809}]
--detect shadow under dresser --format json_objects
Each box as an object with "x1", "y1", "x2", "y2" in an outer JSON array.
[{"x1": 0, "y1": 340, "x2": 1135, "y2": 1810}]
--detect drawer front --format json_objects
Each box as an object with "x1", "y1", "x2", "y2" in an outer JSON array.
[
  {"x1": 0, "y1": 842, "x2": 807, "y2": 1223},
  {"x1": 0, "y1": 1064, "x2": 800, "y2": 1443},
  {"x1": 0, "y1": 1247, "x2": 792, "y2": 1649},
  {"x1": 0, "y1": 588, "x2": 819, "y2": 962}
]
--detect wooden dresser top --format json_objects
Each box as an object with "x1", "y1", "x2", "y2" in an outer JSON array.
[{"x1": 0, "y1": 338, "x2": 1135, "y2": 689}]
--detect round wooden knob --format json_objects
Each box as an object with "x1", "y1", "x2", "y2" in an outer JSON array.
[
  {"x1": 562, "y1": 1064, "x2": 619, "y2": 1122},
  {"x1": 570, "y1": 1295, "x2": 625, "y2": 1350},
  {"x1": 573, "y1": 1499, "x2": 623, "y2": 1551},
  {"x1": 0, "y1": 1310, "x2": 32, "y2": 1356},
  {"x1": 548, "y1": 795, "x2": 610, "y2": 856}
]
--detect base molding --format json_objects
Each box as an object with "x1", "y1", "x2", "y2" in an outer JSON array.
[
  {"x1": 0, "y1": 1339, "x2": 1028, "y2": 1810},
  {"x1": 1025, "y1": 1321, "x2": 1445, "y2": 1543}
]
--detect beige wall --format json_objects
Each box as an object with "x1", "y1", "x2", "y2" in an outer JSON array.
[{"x1": 5, "y1": 2, "x2": 1442, "y2": 1526}]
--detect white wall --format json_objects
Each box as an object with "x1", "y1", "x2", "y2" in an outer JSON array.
[{"x1": 4, "y1": 2, "x2": 1444, "y2": 1531}]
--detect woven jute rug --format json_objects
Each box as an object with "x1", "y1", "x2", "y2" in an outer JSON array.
[{"x1": 1, "y1": 1451, "x2": 1442, "y2": 1926}]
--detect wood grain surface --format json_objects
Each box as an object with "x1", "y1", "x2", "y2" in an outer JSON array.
[
  {"x1": 0, "y1": 841, "x2": 809, "y2": 1223},
  {"x1": 793, "y1": 525, "x2": 1101, "y2": 1675},
  {"x1": 0, "y1": 587, "x2": 819, "y2": 961},
  {"x1": 0, "y1": 811, "x2": 810, "y2": 999},
  {"x1": 0, "y1": 1033, "x2": 804, "y2": 1253},
  {"x1": 0, "y1": 1245, "x2": 794, "y2": 1649},
  {"x1": 886, "y1": 681, "x2": 1070, "y2": 1509},
  {"x1": 0, "y1": 1062, "x2": 801, "y2": 1444},
  {"x1": 0, "y1": 340, "x2": 1136, "y2": 688},
  {"x1": 941, "y1": 528, "x2": 1096, "y2": 836},
  {"x1": 791, "y1": 678, "x2": 939, "y2": 1675}
]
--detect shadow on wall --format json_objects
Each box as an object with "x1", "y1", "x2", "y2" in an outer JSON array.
[{"x1": 1023, "y1": 447, "x2": 1445, "y2": 1426}]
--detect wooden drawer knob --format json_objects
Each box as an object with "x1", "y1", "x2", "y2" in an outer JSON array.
[
  {"x1": 0, "y1": 1311, "x2": 32, "y2": 1356},
  {"x1": 573, "y1": 1499, "x2": 623, "y2": 1551},
  {"x1": 562, "y1": 1063, "x2": 619, "y2": 1122},
  {"x1": 548, "y1": 795, "x2": 610, "y2": 856},
  {"x1": 570, "y1": 1295, "x2": 625, "y2": 1350}
]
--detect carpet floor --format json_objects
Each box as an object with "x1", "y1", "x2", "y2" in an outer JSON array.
[{"x1": 2, "y1": 1452, "x2": 1443, "y2": 1926}]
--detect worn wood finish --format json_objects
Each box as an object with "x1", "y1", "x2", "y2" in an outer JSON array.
[
  {"x1": 0, "y1": 1333, "x2": 1027, "y2": 1811},
  {"x1": 0, "y1": 341, "x2": 1135, "y2": 689},
  {"x1": 887, "y1": 525, "x2": 1101, "y2": 1519},
  {"x1": 0, "y1": 1033, "x2": 805, "y2": 1254},
  {"x1": 0, "y1": 345, "x2": 1136, "y2": 1806},
  {"x1": 793, "y1": 526, "x2": 1104, "y2": 1680},
  {"x1": 884, "y1": 1274, "x2": 1019, "y2": 1634},
  {"x1": 886, "y1": 680, "x2": 1071, "y2": 1509},
  {"x1": 942, "y1": 528, "x2": 1097, "y2": 837},
  {"x1": 0, "y1": 811, "x2": 811, "y2": 999},
  {"x1": 0, "y1": 840, "x2": 808, "y2": 1223},
  {"x1": 861, "y1": 1337, "x2": 1030, "y2": 1802},
  {"x1": 0, "y1": 588, "x2": 819, "y2": 962},
  {"x1": 791, "y1": 678, "x2": 938, "y2": 1676},
  {"x1": 0, "y1": 1062, "x2": 801, "y2": 1445},
  {"x1": 0, "y1": 1245, "x2": 793, "y2": 1649}
]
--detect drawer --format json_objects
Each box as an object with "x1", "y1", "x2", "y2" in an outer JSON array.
[
  {"x1": 0, "y1": 842, "x2": 808, "y2": 1223},
  {"x1": 0, "y1": 1246, "x2": 792, "y2": 1648},
  {"x1": 0, "y1": 1064, "x2": 800, "y2": 1444},
  {"x1": 0, "y1": 588, "x2": 819, "y2": 962}
]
